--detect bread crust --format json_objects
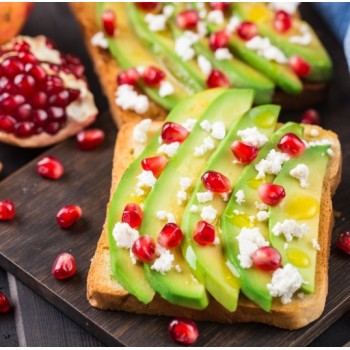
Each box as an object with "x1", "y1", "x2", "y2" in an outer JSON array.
[{"x1": 87, "y1": 121, "x2": 341, "y2": 330}]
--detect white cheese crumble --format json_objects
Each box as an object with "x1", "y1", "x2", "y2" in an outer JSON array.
[
  {"x1": 157, "y1": 142, "x2": 180, "y2": 157},
  {"x1": 235, "y1": 190, "x2": 245, "y2": 205},
  {"x1": 268, "y1": 2, "x2": 300, "y2": 15},
  {"x1": 200, "y1": 120, "x2": 212, "y2": 132},
  {"x1": 175, "y1": 264, "x2": 182, "y2": 273},
  {"x1": 156, "y1": 211, "x2": 176, "y2": 223},
  {"x1": 267, "y1": 263, "x2": 303, "y2": 304},
  {"x1": 237, "y1": 127, "x2": 268, "y2": 148},
  {"x1": 249, "y1": 215, "x2": 256, "y2": 224},
  {"x1": 130, "y1": 249, "x2": 137, "y2": 265},
  {"x1": 290, "y1": 24, "x2": 312, "y2": 46},
  {"x1": 226, "y1": 15, "x2": 240, "y2": 33},
  {"x1": 200, "y1": 205, "x2": 217, "y2": 223},
  {"x1": 115, "y1": 85, "x2": 149, "y2": 114},
  {"x1": 112, "y1": 222, "x2": 139, "y2": 249},
  {"x1": 177, "y1": 191, "x2": 187, "y2": 205},
  {"x1": 194, "y1": 136, "x2": 215, "y2": 157},
  {"x1": 307, "y1": 138, "x2": 334, "y2": 148},
  {"x1": 197, "y1": 55, "x2": 212, "y2": 75},
  {"x1": 290, "y1": 164, "x2": 309, "y2": 188},
  {"x1": 312, "y1": 238, "x2": 321, "y2": 251},
  {"x1": 181, "y1": 118, "x2": 197, "y2": 132},
  {"x1": 256, "y1": 210, "x2": 270, "y2": 221},
  {"x1": 159, "y1": 80, "x2": 174, "y2": 97},
  {"x1": 177, "y1": 177, "x2": 192, "y2": 204},
  {"x1": 145, "y1": 6, "x2": 173, "y2": 32},
  {"x1": 255, "y1": 149, "x2": 290, "y2": 179},
  {"x1": 207, "y1": 10, "x2": 224, "y2": 25},
  {"x1": 213, "y1": 236, "x2": 220, "y2": 246},
  {"x1": 132, "y1": 118, "x2": 152, "y2": 143},
  {"x1": 233, "y1": 209, "x2": 244, "y2": 215},
  {"x1": 197, "y1": 190, "x2": 214, "y2": 203},
  {"x1": 327, "y1": 148, "x2": 334, "y2": 157},
  {"x1": 174, "y1": 31, "x2": 199, "y2": 61},
  {"x1": 163, "y1": 4, "x2": 174, "y2": 17},
  {"x1": 190, "y1": 205, "x2": 199, "y2": 213},
  {"x1": 211, "y1": 121, "x2": 226, "y2": 140},
  {"x1": 272, "y1": 219, "x2": 310, "y2": 242},
  {"x1": 221, "y1": 191, "x2": 231, "y2": 202},
  {"x1": 135, "y1": 170, "x2": 157, "y2": 196},
  {"x1": 197, "y1": 21, "x2": 208, "y2": 38},
  {"x1": 215, "y1": 48, "x2": 233, "y2": 60},
  {"x1": 151, "y1": 247, "x2": 174, "y2": 274},
  {"x1": 236, "y1": 227, "x2": 269, "y2": 269},
  {"x1": 283, "y1": 242, "x2": 289, "y2": 250},
  {"x1": 255, "y1": 201, "x2": 268, "y2": 211},
  {"x1": 309, "y1": 128, "x2": 319, "y2": 137},
  {"x1": 90, "y1": 31, "x2": 108, "y2": 49}
]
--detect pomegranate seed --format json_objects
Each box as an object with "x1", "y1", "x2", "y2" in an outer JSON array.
[
  {"x1": 258, "y1": 183, "x2": 286, "y2": 206},
  {"x1": 49, "y1": 90, "x2": 70, "y2": 108},
  {"x1": 0, "y1": 115, "x2": 16, "y2": 133},
  {"x1": 27, "y1": 64, "x2": 47, "y2": 82},
  {"x1": 300, "y1": 109, "x2": 320, "y2": 125},
  {"x1": 0, "y1": 292, "x2": 10, "y2": 313},
  {"x1": 56, "y1": 205, "x2": 82, "y2": 229},
  {"x1": 201, "y1": 171, "x2": 230, "y2": 193},
  {"x1": 76, "y1": 128, "x2": 105, "y2": 150},
  {"x1": 121, "y1": 203, "x2": 143, "y2": 228},
  {"x1": 143, "y1": 66, "x2": 165, "y2": 87},
  {"x1": 0, "y1": 94, "x2": 25, "y2": 113},
  {"x1": 52, "y1": 253, "x2": 77, "y2": 280},
  {"x1": 193, "y1": 220, "x2": 216, "y2": 246},
  {"x1": 158, "y1": 223, "x2": 183, "y2": 248},
  {"x1": 14, "y1": 74, "x2": 36, "y2": 96},
  {"x1": 209, "y1": 30, "x2": 230, "y2": 51},
  {"x1": 33, "y1": 110, "x2": 49, "y2": 126},
  {"x1": 136, "y1": 2, "x2": 159, "y2": 11},
  {"x1": 277, "y1": 133, "x2": 306, "y2": 158},
  {"x1": 210, "y1": 2, "x2": 230, "y2": 11},
  {"x1": 337, "y1": 231, "x2": 350, "y2": 255},
  {"x1": 16, "y1": 103, "x2": 32, "y2": 121},
  {"x1": 67, "y1": 88, "x2": 81, "y2": 103},
  {"x1": 45, "y1": 38, "x2": 56, "y2": 49},
  {"x1": 45, "y1": 75, "x2": 64, "y2": 95},
  {"x1": 237, "y1": 21, "x2": 258, "y2": 41},
  {"x1": 14, "y1": 121, "x2": 35, "y2": 138},
  {"x1": 1, "y1": 57, "x2": 24, "y2": 78},
  {"x1": 31, "y1": 91, "x2": 48, "y2": 109},
  {"x1": 13, "y1": 40, "x2": 30, "y2": 52},
  {"x1": 231, "y1": 141, "x2": 258, "y2": 164},
  {"x1": 176, "y1": 9, "x2": 199, "y2": 30},
  {"x1": 45, "y1": 122, "x2": 61, "y2": 135},
  {"x1": 168, "y1": 318, "x2": 199, "y2": 345},
  {"x1": 161, "y1": 122, "x2": 189, "y2": 144},
  {"x1": 102, "y1": 9, "x2": 116, "y2": 36},
  {"x1": 290, "y1": 55, "x2": 311, "y2": 78},
  {"x1": 131, "y1": 235, "x2": 156, "y2": 263},
  {"x1": 48, "y1": 106, "x2": 66, "y2": 123},
  {"x1": 0, "y1": 199, "x2": 16, "y2": 221},
  {"x1": 18, "y1": 52, "x2": 37, "y2": 64},
  {"x1": 141, "y1": 155, "x2": 167, "y2": 178},
  {"x1": 206, "y1": 69, "x2": 230, "y2": 88},
  {"x1": 62, "y1": 54, "x2": 81, "y2": 66},
  {"x1": 37, "y1": 155, "x2": 64, "y2": 180},
  {"x1": 273, "y1": 10, "x2": 292, "y2": 33},
  {"x1": 252, "y1": 246, "x2": 282, "y2": 271},
  {"x1": 117, "y1": 68, "x2": 140, "y2": 86}
]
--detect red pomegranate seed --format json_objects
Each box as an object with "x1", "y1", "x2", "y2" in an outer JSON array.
[
  {"x1": 0, "y1": 115, "x2": 16, "y2": 133},
  {"x1": 76, "y1": 128, "x2": 105, "y2": 151},
  {"x1": 210, "y1": 2, "x2": 230, "y2": 11},
  {"x1": 56, "y1": 205, "x2": 82, "y2": 229},
  {"x1": 258, "y1": 183, "x2": 286, "y2": 206},
  {"x1": 27, "y1": 64, "x2": 47, "y2": 82},
  {"x1": 193, "y1": 220, "x2": 216, "y2": 246},
  {"x1": 14, "y1": 74, "x2": 36, "y2": 96},
  {"x1": 13, "y1": 40, "x2": 30, "y2": 52},
  {"x1": 158, "y1": 223, "x2": 183, "y2": 248},
  {"x1": 231, "y1": 141, "x2": 258, "y2": 164},
  {"x1": 122, "y1": 203, "x2": 143, "y2": 228},
  {"x1": 48, "y1": 106, "x2": 66, "y2": 123},
  {"x1": 161, "y1": 122, "x2": 189, "y2": 144},
  {"x1": 18, "y1": 51, "x2": 37, "y2": 64},
  {"x1": 290, "y1": 55, "x2": 311, "y2": 78},
  {"x1": 45, "y1": 75, "x2": 64, "y2": 95},
  {"x1": 49, "y1": 90, "x2": 70, "y2": 108},
  {"x1": 33, "y1": 110, "x2": 49, "y2": 127},
  {"x1": 51, "y1": 253, "x2": 77, "y2": 280},
  {"x1": 37, "y1": 155, "x2": 64, "y2": 180},
  {"x1": 0, "y1": 94, "x2": 25, "y2": 113},
  {"x1": 201, "y1": 171, "x2": 230, "y2": 193},
  {"x1": 175, "y1": 9, "x2": 199, "y2": 30},
  {"x1": 45, "y1": 122, "x2": 61, "y2": 135},
  {"x1": 0, "y1": 292, "x2": 10, "y2": 313},
  {"x1": 136, "y1": 2, "x2": 159, "y2": 11},
  {"x1": 102, "y1": 9, "x2": 116, "y2": 36},
  {"x1": 16, "y1": 103, "x2": 32, "y2": 121},
  {"x1": 300, "y1": 109, "x2": 320, "y2": 125},
  {"x1": 131, "y1": 235, "x2": 156, "y2": 263},
  {"x1": 31, "y1": 91, "x2": 48, "y2": 109},
  {"x1": 143, "y1": 66, "x2": 165, "y2": 87},
  {"x1": 14, "y1": 121, "x2": 35, "y2": 138},
  {"x1": 209, "y1": 30, "x2": 230, "y2": 51},
  {"x1": 252, "y1": 246, "x2": 282, "y2": 271},
  {"x1": 277, "y1": 133, "x2": 306, "y2": 158},
  {"x1": 206, "y1": 69, "x2": 230, "y2": 88},
  {"x1": 0, "y1": 199, "x2": 16, "y2": 221},
  {"x1": 337, "y1": 231, "x2": 350, "y2": 255},
  {"x1": 1, "y1": 57, "x2": 24, "y2": 78},
  {"x1": 273, "y1": 10, "x2": 292, "y2": 33},
  {"x1": 45, "y1": 38, "x2": 56, "y2": 49},
  {"x1": 141, "y1": 155, "x2": 167, "y2": 178},
  {"x1": 117, "y1": 68, "x2": 140, "y2": 86},
  {"x1": 67, "y1": 88, "x2": 81, "y2": 103},
  {"x1": 168, "y1": 318, "x2": 199, "y2": 345},
  {"x1": 237, "y1": 21, "x2": 258, "y2": 41}
]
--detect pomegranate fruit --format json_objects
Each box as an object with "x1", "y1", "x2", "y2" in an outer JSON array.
[
  {"x1": 201, "y1": 171, "x2": 230, "y2": 193},
  {"x1": 258, "y1": 183, "x2": 286, "y2": 206},
  {"x1": 141, "y1": 155, "x2": 167, "y2": 178},
  {"x1": 0, "y1": 199, "x2": 15, "y2": 221},
  {"x1": 252, "y1": 246, "x2": 282, "y2": 271},
  {"x1": 168, "y1": 318, "x2": 199, "y2": 345},
  {"x1": 56, "y1": 205, "x2": 82, "y2": 229},
  {"x1": 131, "y1": 235, "x2": 156, "y2": 263},
  {"x1": 76, "y1": 128, "x2": 105, "y2": 150},
  {"x1": 206, "y1": 69, "x2": 230, "y2": 88},
  {"x1": 210, "y1": 2, "x2": 230, "y2": 12},
  {"x1": 337, "y1": 231, "x2": 350, "y2": 255},
  {"x1": 290, "y1": 55, "x2": 311, "y2": 78},
  {"x1": 36, "y1": 155, "x2": 64, "y2": 180},
  {"x1": 101, "y1": 9, "x2": 116, "y2": 36},
  {"x1": 122, "y1": 203, "x2": 143, "y2": 228},
  {"x1": 300, "y1": 109, "x2": 320, "y2": 125},
  {"x1": 117, "y1": 68, "x2": 140, "y2": 86},
  {"x1": 158, "y1": 223, "x2": 183, "y2": 248},
  {"x1": 136, "y1": 3, "x2": 159, "y2": 11},
  {"x1": 237, "y1": 22, "x2": 258, "y2": 41},
  {"x1": 52, "y1": 252, "x2": 77, "y2": 280},
  {"x1": 209, "y1": 30, "x2": 230, "y2": 51},
  {"x1": 193, "y1": 220, "x2": 216, "y2": 246},
  {"x1": 273, "y1": 10, "x2": 292, "y2": 33},
  {"x1": 231, "y1": 141, "x2": 258, "y2": 164},
  {"x1": 143, "y1": 66, "x2": 166, "y2": 87},
  {"x1": 175, "y1": 10, "x2": 199, "y2": 30},
  {"x1": 0, "y1": 291, "x2": 10, "y2": 313},
  {"x1": 277, "y1": 133, "x2": 306, "y2": 158},
  {"x1": 161, "y1": 122, "x2": 189, "y2": 144}
]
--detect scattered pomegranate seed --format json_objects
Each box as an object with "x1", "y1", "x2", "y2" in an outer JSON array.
[
  {"x1": 136, "y1": 2, "x2": 159, "y2": 11},
  {"x1": 131, "y1": 235, "x2": 156, "y2": 263},
  {"x1": 206, "y1": 69, "x2": 230, "y2": 88},
  {"x1": 290, "y1": 55, "x2": 311, "y2": 78},
  {"x1": 101, "y1": 9, "x2": 116, "y2": 36},
  {"x1": 143, "y1": 66, "x2": 165, "y2": 87},
  {"x1": 237, "y1": 21, "x2": 258, "y2": 41},
  {"x1": 0, "y1": 115, "x2": 16, "y2": 133},
  {"x1": 176, "y1": 9, "x2": 199, "y2": 30},
  {"x1": 252, "y1": 246, "x2": 282, "y2": 271},
  {"x1": 300, "y1": 109, "x2": 320, "y2": 125},
  {"x1": 56, "y1": 205, "x2": 82, "y2": 229},
  {"x1": 193, "y1": 220, "x2": 216, "y2": 246},
  {"x1": 76, "y1": 129, "x2": 105, "y2": 151},
  {"x1": 168, "y1": 318, "x2": 199, "y2": 345},
  {"x1": 36, "y1": 155, "x2": 64, "y2": 180},
  {"x1": 161, "y1": 122, "x2": 189, "y2": 144},
  {"x1": 273, "y1": 10, "x2": 292, "y2": 33},
  {"x1": 231, "y1": 141, "x2": 258, "y2": 164},
  {"x1": 201, "y1": 171, "x2": 230, "y2": 193},
  {"x1": 141, "y1": 155, "x2": 167, "y2": 178},
  {"x1": 258, "y1": 183, "x2": 286, "y2": 206},
  {"x1": 277, "y1": 133, "x2": 306, "y2": 158},
  {"x1": 0, "y1": 199, "x2": 16, "y2": 221},
  {"x1": 0, "y1": 292, "x2": 10, "y2": 313},
  {"x1": 158, "y1": 223, "x2": 183, "y2": 248},
  {"x1": 209, "y1": 30, "x2": 230, "y2": 51},
  {"x1": 117, "y1": 68, "x2": 140, "y2": 86},
  {"x1": 337, "y1": 231, "x2": 350, "y2": 255},
  {"x1": 210, "y1": 2, "x2": 230, "y2": 11},
  {"x1": 122, "y1": 203, "x2": 143, "y2": 228},
  {"x1": 52, "y1": 253, "x2": 77, "y2": 280}
]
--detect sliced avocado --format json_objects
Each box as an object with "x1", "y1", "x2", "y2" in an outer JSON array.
[
  {"x1": 107, "y1": 88, "x2": 226, "y2": 304},
  {"x1": 220, "y1": 122, "x2": 304, "y2": 311},
  {"x1": 269, "y1": 145, "x2": 330, "y2": 293},
  {"x1": 140, "y1": 89, "x2": 254, "y2": 309},
  {"x1": 181, "y1": 105, "x2": 279, "y2": 311}
]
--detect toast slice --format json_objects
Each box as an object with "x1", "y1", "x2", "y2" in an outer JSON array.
[{"x1": 87, "y1": 121, "x2": 341, "y2": 330}]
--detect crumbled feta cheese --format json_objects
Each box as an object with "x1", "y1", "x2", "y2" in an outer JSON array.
[
  {"x1": 194, "y1": 136, "x2": 215, "y2": 157},
  {"x1": 159, "y1": 80, "x2": 174, "y2": 97},
  {"x1": 213, "y1": 236, "x2": 220, "y2": 246},
  {"x1": 156, "y1": 211, "x2": 176, "y2": 223},
  {"x1": 163, "y1": 4, "x2": 174, "y2": 17},
  {"x1": 112, "y1": 222, "x2": 139, "y2": 249},
  {"x1": 132, "y1": 118, "x2": 152, "y2": 143},
  {"x1": 255, "y1": 149, "x2": 290, "y2": 179},
  {"x1": 309, "y1": 128, "x2": 319, "y2": 137},
  {"x1": 200, "y1": 120, "x2": 212, "y2": 132},
  {"x1": 211, "y1": 121, "x2": 226, "y2": 140},
  {"x1": 201, "y1": 205, "x2": 217, "y2": 223},
  {"x1": 190, "y1": 205, "x2": 199, "y2": 213},
  {"x1": 136, "y1": 66, "x2": 146, "y2": 75},
  {"x1": 327, "y1": 148, "x2": 334, "y2": 157},
  {"x1": 249, "y1": 215, "x2": 256, "y2": 223},
  {"x1": 267, "y1": 263, "x2": 303, "y2": 304},
  {"x1": 197, "y1": 190, "x2": 214, "y2": 203},
  {"x1": 272, "y1": 219, "x2": 310, "y2": 242},
  {"x1": 237, "y1": 127, "x2": 268, "y2": 148},
  {"x1": 221, "y1": 191, "x2": 231, "y2": 202},
  {"x1": 308, "y1": 138, "x2": 334, "y2": 148},
  {"x1": 181, "y1": 118, "x2": 197, "y2": 132},
  {"x1": 177, "y1": 190, "x2": 187, "y2": 205},
  {"x1": 115, "y1": 85, "x2": 150, "y2": 114},
  {"x1": 255, "y1": 201, "x2": 268, "y2": 211},
  {"x1": 136, "y1": 170, "x2": 157, "y2": 189},
  {"x1": 312, "y1": 238, "x2": 321, "y2": 251},
  {"x1": 235, "y1": 190, "x2": 245, "y2": 205},
  {"x1": 236, "y1": 227, "x2": 269, "y2": 268},
  {"x1": 215, "y1": 48, "x2": 233, "y2": 60},
  {"x1": 90, "y1": 31, "x2": 108, "y2": 49},
  {"x1": 290, "y1": 30, "x2": 312, "y2": 46},
  {"x1": 145, "y1": 13, "x2": 168, "y2": 32},
  {"x1": 226, "y1": 15, "x2": 240, "y2": 33},
  {"x1": 197, "y1": 55, "x2": 212, "y2": 75},
  {"x1": 130, "y1": 249, "x2": 137, "y2": 265},
  {"x1": 151, "y1": 248, "x2": 174, "y2": 274},
  {"x1": 175, "y1": 264, "x2": 182, "y2": 273},
  {"x1": 157, "y1": 142, "x2": 180, "y2": 157},
  {"x1": 180, "y1": 177, "x2": 192, "y2": 191},
  {"x1": 174, "y1": 32, "x2": 199, "y2": 61},
  {"x1": 283, "y1": 242, "x2": 289, "y2": 250},
  {"x1": 197, "y1": 21, "x2": 208, "y2": 38},
  {"x1": 290, "y1": 164, "x2": 309, "y2": 188},
  {"x1": 256, "y1": 210, "x2": 270, "y2": 221},
  {"x1": 233, "y1": 209, "x2": 244, "y2": 215},
  {"x1": 207, "y1": 10, "x2": 224, "y2": 25},
  {"x1": 268, "y1": 2, "x2": 300, "y2": 15}
]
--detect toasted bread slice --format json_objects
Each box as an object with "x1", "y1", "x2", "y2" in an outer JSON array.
[{"x1": 87, "y1": 121, "x2": 341, "y2": 330}]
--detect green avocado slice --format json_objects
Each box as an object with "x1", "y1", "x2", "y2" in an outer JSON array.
[
  {"x1": 139, "y1": 89, "x2": 254, "y2": 310},
  {"x1": 107, "y1": 88, "x2": 226, "y2": 304},
  {"x1": 181, "y1": 105, "x2": 279, "y2": 312}
]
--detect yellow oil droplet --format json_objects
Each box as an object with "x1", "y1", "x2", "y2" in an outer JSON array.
[
  {"x1": 230, "y1": 213, "x2": 254, "y2": 228},
  {"x1": 287, "y1": 248, "x2": 310, "y2": 267},
  {"x1": 284, "y1": 195, "x2": 319, "y2": 220},
  {"x1": 247, "y1": 4, "x2": 270, "y2": 22},
  {"x1": 254, "y1": 111, "x2": 277, "y2": 129},
  {"x1": 248, "y1": 178, "x2": 264, "y2": 190}
]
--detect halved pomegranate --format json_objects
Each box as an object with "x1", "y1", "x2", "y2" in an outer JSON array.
[
  {"x1": 141, "y1": 155, "x2": 167, "y2": 178},
  {"x1": 201, "y1": 171, "x2": 230, "y2": 193},
  {"x1": 52, "y1": 252, "x2": 77, "y2": 280},
  {"x1": 0, "y1": 291, "x2": 10, "y2": 313},
  {"x1": 193, "y1": 220, "x2": 216, "y2": 246},
  {"x1": 168, "y1": 318, "x2": 199, "y2": 345},
  {"x1": 122, "y1": 203, "x2": 143, "y2": 228},
  {"x1": 258, "y1": 183, "x2": 286, "y2": 206},
  {"x1": 0, "y1": 199, "x2": 15, "y2": 221},
  {"x1": 161, "y1": 122, "x2": 189, "y2": 144},
  {"x1": 252, "y1": 246, "x2": 281, "y2": 271},
  {"x1": 209, "y1": 30, "x2": 230, "y2": 51},
  {"x1": 131, "y1": 235, "x2": 156, "y2": 263},
  {"x1": 237, "y1": 22, "x2": 258, "y2": 41},
  {"x1": 158, "y1": 223, "x2": 183, "y2": 248},
  {"x1": 206, "y1": 69, "x2": 230, "y2": 88},
  {"x1": 300, "y1": 109, "x2": 320, "y2": 125},
  {"x1": 290, "y1": 55, "x2": 311, "y2": 78},
  {"x1": 175, "y1": 10, "x2": 199, "y2": 30},
  {"x1": 273, "y1": 10, "x2": 292, "y2": 33},
  {"x1": 277, "y1": 133, "x2": 306, "y2": 158},
  {"x1": 231, "y1": 141, "x2": 258, "y2": 164}
]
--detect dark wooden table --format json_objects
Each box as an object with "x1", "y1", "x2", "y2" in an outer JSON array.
[{"x1": 0, "y1": 3, "x2": 349, "y2": 347}]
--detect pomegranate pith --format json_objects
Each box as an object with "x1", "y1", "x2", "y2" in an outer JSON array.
[
  {"x1": 36, "y1": 155, "x2": 64, "y2": 180},
  {"x1": 258, "y1": 183, "x2": 286, "y2": 206},
  {"x1": 201, "y1": 171, "x2": 230, "y2": 193},
  {"x1": 101, "y1": 9, "x2": 116, "y2": 36},
  {"x1": 273, "y1": 10, "x2": 292, "y2": 33},
  {"x1": 76, "y1": 128, "x2": 105, "y2": 150},
  {"x1": 0, "y1": 292, "x2": 10, "y2": 313},
  {"x1": 168, "y1": 318, "x2": 199, "y2": 345},
  {"x1": 52, "y1": 252, "x2": 77, "y2": 280},
  {"x1": 56, "y1": 205, "x2": 82, "y2": 229},
  {"x1": 209, "y1": 30, "x2": 230, "y2": 51},
  {"x1": 175, "y1": 10, "x2": 199, "y2": 30},
  {"x1": 143, "y1": 66, "x2": 166, "y2": 87},
  {"x1": 158, "y1": 223, "x2": 183, "y2": 248},
  {"x1": 237, "y1": 22, "x2": 258, "y2": 41},
  {"x1": 206, "y1": 69, "x2": 230, "y2": 88},
  {"x1": 194, "y1": 220, "x2": 216, "y2": 246},
  {"x1": 161, "y1": 122, "x2": 189, "y2": 144},
  {"x1": 0, "y1": 199, "x2": 16, "y2": 221},
  {"x1": 300, "y1": 109, "x2": 320, "y2": 125},
  {"x1": 131, "y1": 235, "x2": 156, "y2": 263},
  {"x1": 141, "y1": 155, "x2": 167, "y2": 178},
  {"x1": 337, "y1": 231, "x2": 350, "y2": 255},
  {"x1": 290, "y1": 55, "x2": 311, "y2": 78},
  {"x1": 231, "y1": 141, "x2": 258, "y2": 164},
  {"x1": 122, "y1": 203, "x2": 143, "y2": 228},
  {"x1": 277, "y1": 133, "x2": 306, "y2": 158},
  {"x1": 252, "y1": 246, "x2": 282, "y2": 271}
]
